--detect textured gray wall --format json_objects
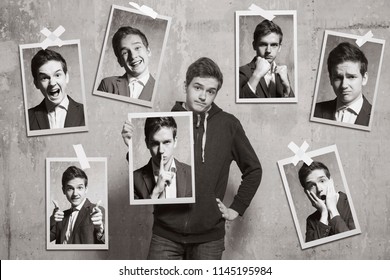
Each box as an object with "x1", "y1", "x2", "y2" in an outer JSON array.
[{"x1": 1, "y1": 0, "x2": 389, "y2": 260}]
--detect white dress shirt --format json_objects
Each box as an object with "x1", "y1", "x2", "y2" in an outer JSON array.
[
  {"x1": 335, "y1": 94, "x2": 364, "y2": 124},
  {"x1": 63, "y1": 198, "x2": 86, "y2": 244},
  {"x1": 128, "y1": 70, "x2": 150, "y2": 99},
  {"x1": 46, "y1": 95, "x2": 69, "y2": 129}
]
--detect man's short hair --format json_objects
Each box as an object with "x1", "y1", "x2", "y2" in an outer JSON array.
[
  {"x1": 112, "y1": 26, "x2": 149, "y2": 59},
  {"x1": 298, "y1": 161, "x2": 331, "y2": 188},
  {"x1": 185, "y1": 57, "x2": 223, "y2": 91},
  {"x1": 253, "y1": 19, "x2": 283, "y2": 44},
  {"x1": 62, "y1": 166, "x2": 88, "y2": 189},
  {"x1": 144, "y1": 117, "x2": 177, "y2": 143},
  {"x1": 31, "y1": 49, "x2": 67, "y2": 81},
  {"x1": 327, "y1": 42, "x2": 368, "y2": 77}
]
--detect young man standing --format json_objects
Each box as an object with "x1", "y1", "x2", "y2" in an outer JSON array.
[
  {"x1": 122, "y1": 57, "x2": 262, "y2": 259},
  {"x1": 314, "y1": 42, "x2": 371, "y2": 126},
  {"x1": 98, "y1": 26, "x2": 155, "y2": 101},
  {"x1": 239, "y1": 19, "x2": 294, "y2": 98}
]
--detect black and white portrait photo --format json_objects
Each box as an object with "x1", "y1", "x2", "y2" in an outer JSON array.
[
  {"x1": 236, "y1": 10, "x2": 297, "y2": 103},
  {"x1": 46, "y1": 158, "x2": 108, "y2": 250},
  {"x1": 310, "y1": 30, "x2": 385, "y2": 131},
  {"x1": 94, "y1": 4, "x2": 171, "y2": 107},
  {"x1": 278, "y1": 145, "x2": 361, "y2": 249},
  {"x1": 20, "y1": 40, "x2": 88, "y2": 137},
  {"x1": 128, "y1": 112, "x2": 195, "y2": 205}
]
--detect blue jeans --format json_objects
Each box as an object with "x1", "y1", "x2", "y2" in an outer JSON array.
[{"x1": 147, "y1": 233, "x2": 225, "y2": 260}]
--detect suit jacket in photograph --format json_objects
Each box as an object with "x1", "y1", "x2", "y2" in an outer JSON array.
[
  {"x1": 305, "y1": 192, "x2": 355, "y2": 242},
  {"x1": 50, "y1": 198, "x2": 105, "y2": 244},
  {"x1": 239, "y1": 58, "x2": 295, "y2": 98},
  {"x1": 97, "y1": 73, "x2": 155, "y2": 101},
  {"x1": 28, "y1": 95, "x2": 85, "y2": 130},
  {"x1": 133, "y1": 158, "x2": 192, "y2": 199},
  {"x1": 313, "y1": 95, "x2": 372, "y2": 126}
]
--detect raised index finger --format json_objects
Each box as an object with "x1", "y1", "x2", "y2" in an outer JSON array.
[{"x1": 160, "y1": 156, "x2": 164, "y2": 173}]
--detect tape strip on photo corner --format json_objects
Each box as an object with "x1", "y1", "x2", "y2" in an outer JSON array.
[
  {"x1": 355, "y1": 30, "x2": 374, "y2": 47},
  {"x1": 40, "y1": 25, "x2": 66, "y2": 50},
  {"x1": 288, "y1": 141, "x2": 313, "y2": 166},
  {"x1": 248, "y1": 4, "x2": 275, "y2": 21},
  {"x1": 73, "y1": 144, "x2": 90, "y2": 170},
  {"x1": 129, "y1": 2, "x2": 158, "y2": 19}
]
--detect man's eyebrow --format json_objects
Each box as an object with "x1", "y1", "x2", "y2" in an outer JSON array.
[{"x1": 38, "y1": 68, "x2": 63, "y2": 75}]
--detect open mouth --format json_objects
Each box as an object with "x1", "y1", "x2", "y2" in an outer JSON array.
[
  {"x1": 48, "y1": 89, "x2": 60, "y2": 97},
  {"x1": 130, "y1": 60, "x2": 142, "y2": 67}
]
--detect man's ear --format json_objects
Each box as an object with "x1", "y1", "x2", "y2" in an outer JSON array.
[
  {"x1": 145, "y1": 137, "x2": 150, "y2": 149},
  {"x1": 117, "y1": 56, "x2": 124, "y2": 68},
  {"x1": 173, "y1": 136, "x2": 178, "y2": 148},
  {"x1": 62, "y1": 187, "x2": 66, "y2": 195},
  {"x1": 33, "y1": 79, "x2": 39, "y2": 89},
  {"x1": 147, "y1": 47, "x2": 151, "y2": 57},
  {"x1": 362, "y1": 72, "x2": 368, "y2": 86},
  {"x1": 252, "y1": 40, "x2": 256, "y2": 51},
  {"x1": 65, "y1": 72, "x2": 69, "y2": 84}
]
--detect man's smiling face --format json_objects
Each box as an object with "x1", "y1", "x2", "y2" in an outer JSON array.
[{"x1": 118, "y1": 34, "x2": 151, "y2": 78}]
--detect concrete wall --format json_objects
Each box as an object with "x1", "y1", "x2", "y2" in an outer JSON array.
[{"x1": 1, "y1": 0, "x2": 389, "y2": 259}]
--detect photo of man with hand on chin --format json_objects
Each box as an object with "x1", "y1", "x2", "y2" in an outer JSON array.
[{"x1": 239, "y1": 19, "x2": 294, "y2": 98}]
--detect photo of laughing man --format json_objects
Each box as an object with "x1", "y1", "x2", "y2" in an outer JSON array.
[
  {"x1": 28, "y1": 49, "x2": 85, "y2": 130},
  {"x1": 97, "y1": 26, "x2": 155, "y2": 101}
]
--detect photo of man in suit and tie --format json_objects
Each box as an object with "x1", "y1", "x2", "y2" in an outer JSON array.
[
  {"x1": 97, "y1": 26, "x2": 155, "y2": 101},
  {"x1": 314, "y1": 42, "x2": 371, "y2": 126},
  {"x1": 239, "y1": 19, "x2": 294, "y2": 98},
  {"x1": 28, "y1": 49, "x2": 85, "y2": 130},
  {"x1": 50, "y1": 166, "x2": 105, "y2": 245},
  {"x1": 132, "y1": 117, "x2": 192, "y2": 200}
]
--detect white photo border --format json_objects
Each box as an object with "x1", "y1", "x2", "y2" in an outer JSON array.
[
  {"x1": 235, "y1": 10, "x2": 298, "y2": 104},
  {"x1": 128, "y1": 111, "x2": 195, "y2": 205},
  {"x1": 93, "y1": 4, "x2": 172, "y2": 108},
  {"x1": 20, "y1": 40, "x2": 89, "y2": 137},
  {"x1": 310, "y1": 30, "x2": 386, "y2": 131},
  {"x1": 46, "y1": 157, "x2": 108, "y2": 250},
  {"x1": 277, "y1": 145, "x2": 361, "y2": 249}
]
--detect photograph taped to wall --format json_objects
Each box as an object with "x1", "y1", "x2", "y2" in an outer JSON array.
[
  {"x1": 277, "y1": 145, "x2": 361, "y2": 249},
  {"x1": 310, "y1": 30, "x2": 385, "y2": 131},
  {"x1": 93, "y1": 4, "x2": 172, "y2": 108},
  {"x1": 20, "y1": 40, "x2": 88, "y2": 137},
  {"x1": 236, "y1": 10, "x2": 298, "y2": 103},
  {"x1": 128, "y1": 111, "x2": 195, "y2": 205},
  {"x1": 46, "y1": 157, "x2": 108, "y2": 250}
]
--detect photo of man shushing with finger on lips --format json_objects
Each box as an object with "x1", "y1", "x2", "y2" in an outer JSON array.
[{"x1": 132, "y1": 117, "x2": 192, "y2": 200}]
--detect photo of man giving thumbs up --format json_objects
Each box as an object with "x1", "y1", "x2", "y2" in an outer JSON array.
[{"x1": 49, "y1": 166, "x2": 105, "y2": 245}]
